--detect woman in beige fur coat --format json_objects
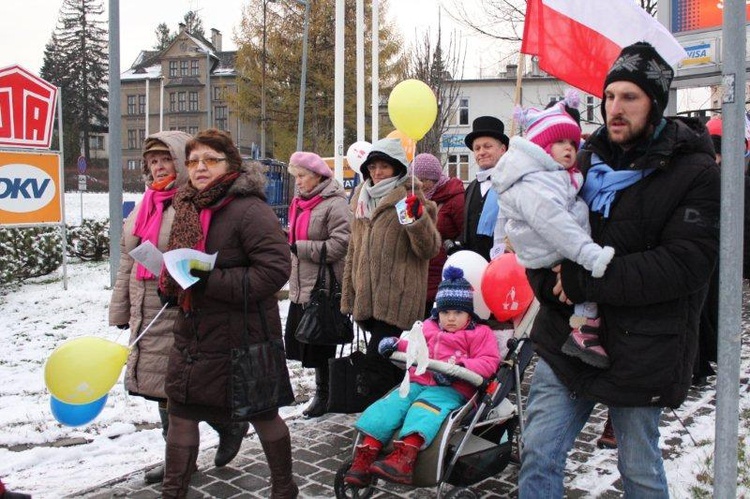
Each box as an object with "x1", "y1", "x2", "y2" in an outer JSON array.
[{"x1": 341, "y1": 137, "x2": 441, "y2": 356}]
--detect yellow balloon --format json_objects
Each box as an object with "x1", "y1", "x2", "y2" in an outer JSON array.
[
  {"x1": 387, "y1": 79, "x2": 438, "y2": 141},
  {"x1": 44, "y1": 337, "x2": 129, "y2": 405},
  {"x1": 386, "y1": 130, "x2": 416, "y2": 163}
]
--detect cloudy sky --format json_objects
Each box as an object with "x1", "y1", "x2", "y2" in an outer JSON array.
[{"x1": 0, "y1": 0, "x2": 496, "y2": 78}]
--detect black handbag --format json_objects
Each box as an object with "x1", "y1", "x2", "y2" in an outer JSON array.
[
  {"x1": 230, "y1": 273, "x2": 295, "y2": 420},
  {"x1": 294, "y1": 244, "x2": 354, "y2": 345},
  {"x1": 326, "y1": 329, "x2": 402, "y2": 414}
]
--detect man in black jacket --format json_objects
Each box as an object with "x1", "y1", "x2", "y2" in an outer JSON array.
[{"x1": 518, "y1": 42, "x2": 720, "y2": 498}]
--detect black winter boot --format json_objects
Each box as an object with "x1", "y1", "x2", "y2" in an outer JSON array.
[
  {"x1": 303, "y1": 366, "x2": 329, "y2": 418},
  {"x1": 211, "y1": 421, "x2": 250, "y2": 467},
  {"x1": 260, "y1": 433, "x2": 299, "y2": 498},
  {"x1": 144, "y1": 402, "x2": 169, "y2": 484}
]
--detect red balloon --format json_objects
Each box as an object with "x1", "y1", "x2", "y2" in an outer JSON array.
[{"x1": 481, "y1": 254, "x2": 534, "y2": 321}]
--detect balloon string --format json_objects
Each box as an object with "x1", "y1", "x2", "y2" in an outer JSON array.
[
  {"x1": 411, "y1": 140, "x2": 416, "y2": 196},
  {"x1": 128, "y1": 302, "x2": 170, "y2": 349}
]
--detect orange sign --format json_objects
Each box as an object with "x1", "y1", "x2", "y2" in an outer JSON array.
[
  {"x1": 0, "y1": 150, "x2": 62, "y2": 225},
  {"x1": 672, "y1": 0, "x2": 750, "y2": 33}
]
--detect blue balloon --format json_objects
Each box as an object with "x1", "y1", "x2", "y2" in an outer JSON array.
[{"x1": 50, "y1": 394, "x2": 108, "y2": 427}]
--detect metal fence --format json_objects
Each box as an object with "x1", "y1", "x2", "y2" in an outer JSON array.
[{"x1": 258, "y1": 158, "x2": 292, "y2": 228}]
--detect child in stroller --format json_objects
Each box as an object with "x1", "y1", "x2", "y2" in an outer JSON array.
[{"x1": 343, "y1": 266, "x2": 502, "y2": 487}]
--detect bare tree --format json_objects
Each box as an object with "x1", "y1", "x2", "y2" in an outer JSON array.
[{"x1": 406, "y1": 12, "x2": 466, "y2": 159}]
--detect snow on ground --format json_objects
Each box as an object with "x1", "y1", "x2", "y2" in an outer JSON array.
[
  {"x1": 0, "y1": 192, "x2": 312, "y2": 498},
  {"x1": 0, "y1": 192, "x2": 747, "y2": 498}
]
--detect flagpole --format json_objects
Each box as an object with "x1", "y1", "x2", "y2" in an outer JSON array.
[{"x1": 509, "y1": 52, "x2": 526, "y2": 137}]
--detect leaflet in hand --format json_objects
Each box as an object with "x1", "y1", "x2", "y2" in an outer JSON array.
[
  {"x1": 129, "y1": 241, "x2": 164, "y2": 277},
  {"x1": 163, "y1": 248, "x2": 217, "y2": 290}
]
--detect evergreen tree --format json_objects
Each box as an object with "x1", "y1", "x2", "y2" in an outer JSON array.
[
  {"x1": 183, "y1": 10, "x2": 205, "y2": 38},
  {"x1": 42, "y1": 0, "x2": 108, "y2": 164},
  {"x1": 154, "y1": 22, "x2": 173, "y2": 50},
  {"x1": 234, "y1": 0, "x2": 407, "y2": 160}
]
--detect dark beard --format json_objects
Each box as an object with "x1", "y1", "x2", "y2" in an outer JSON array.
[{"x1": 609, "y1": 121, "x2": 653, "y2": 151}]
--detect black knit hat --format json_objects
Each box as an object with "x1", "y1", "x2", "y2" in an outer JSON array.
[
  {"x1": 601, "y1": 42, "x2": 674, "y2": 124},
  {"x1": 433, "y1": 266, "x2": 476, "y2": 319}
]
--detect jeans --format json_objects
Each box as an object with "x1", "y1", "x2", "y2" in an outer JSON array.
[{"x1": 518, "y1": 359, "x2": 668, "y2": 498}]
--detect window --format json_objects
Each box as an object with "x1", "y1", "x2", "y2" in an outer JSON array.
[
  {"x1": 180, "y1": 60, "x2": 189, "y2": 76},
  {"x1": 191, "y1": 59, "x2": 200, "y2": 76},
  {"x1": 169, "y1": 61, "x2": 178, "y2": 77},
  {"x1": 447, "y1": 154, "x2": 470, "y2": 182},
  {"x1": 89, "y1": 135, "x2": 104, "y2": 150},
  {"x1": 127, "y1": 95, "x2": 137, "y2": 115},
  {"x1": 178, "y1": 92, "x2": 186, "y2": 112},
  {"x1": 169, "y1": 92, "x2": 176, "y2": 112},
  {"x1": 138, "y1": 94, "x2": 146, "y2": 115},
  {"x1": 138, "y1": 129, "x2": 146, "y2": 149},
  {"x1": 214, "y1": 106, "x2": 227, "y2": 130},
  {"x1": 127, "y1": 159, "x2": 139, "y2": 171},
  {"x1": 457, "y1": 98, "x2": 469, "y2": 126},
  {"x1": 213, "y1": 86, "x2": 223, "y2": 101},
  {"x1": 188, "y1": 126, "x2": 199, "y2": 135},
  {"x1": 127, "y1": 129, "x2": 138, "y2": 149},
  {"x1": 189, "y1": 92, "x2": 199, "y2": 111},
  {"x1": 586, "y1": 95, "x2": 595, "y2": 123}
]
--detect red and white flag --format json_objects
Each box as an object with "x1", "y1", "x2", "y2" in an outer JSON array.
[{"x1": 522, "y1": 0, "x2": 687, "y2": 97}]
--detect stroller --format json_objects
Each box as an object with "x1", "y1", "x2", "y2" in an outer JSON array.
[{"x1": 333, "y1": 299, "x2": 540, "y2": 499}]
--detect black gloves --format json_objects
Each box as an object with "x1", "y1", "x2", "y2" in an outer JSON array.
[
  {"x1": 290, "y1": 243, "x2": 298, "y2": 255},
  {"x1": 443, "y1": 239, "x2": 463, "y2": 256},
  {"x1": 157, "y1": 288, "x2": 177, "y2": 308},
  {"x1": 189, "y1": 268, "x2": 211, "y2": 292},
  {"x1": 116, "y1": 324, "x2": 129, "y2": 330}
]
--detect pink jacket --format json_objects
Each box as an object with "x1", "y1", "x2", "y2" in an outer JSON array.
[{"x1": 396, "y1": 319, "x2": 501, "y2": 400}]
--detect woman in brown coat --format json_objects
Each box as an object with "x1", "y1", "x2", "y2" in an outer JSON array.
[
  {"x1": 159, "y1": 129, "x2": 296, "y2": 498},
  {"x1": 342, "y1": 137, "x2": 441, "y2": 355},
  {"x1": 109, "y1": 131, "x2": 247, "y2": 483},
  {"x1": 284, "y1": 151, "x2": 350, "y2": 418}
]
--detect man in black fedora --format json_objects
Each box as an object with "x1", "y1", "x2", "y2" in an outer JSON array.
[{"x1": 446, "y1": 116, "x2": 509, "y2": 262}]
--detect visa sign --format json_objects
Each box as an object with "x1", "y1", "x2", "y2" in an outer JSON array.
[
  {"x1": 0, "y1": 65, "x2": 58, "y2": 149},
  {"x1": 0, "y1": 151, "x2": 61, "y2": 225}
]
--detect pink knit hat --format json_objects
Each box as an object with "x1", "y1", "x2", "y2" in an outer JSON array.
[
  {"x1": 515, "y1": 92, "x2": 581, "y2": 153},
  {"x1": 289, "y1": 151, "x2": 332, "y2": 178},
  {"x1": 411, "y1": 153, "x2": 443, "y2": 181}
]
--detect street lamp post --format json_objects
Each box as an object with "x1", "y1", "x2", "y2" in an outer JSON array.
[
  {"x1": 261, "y1": 0, "x2": 276, "y2": 158},
  {"x1": 193, "y1": 47, "x2": 211, "y2": 127},
  {"x1": 294, "y1": 0, "x2": 309, "y2": 151}
]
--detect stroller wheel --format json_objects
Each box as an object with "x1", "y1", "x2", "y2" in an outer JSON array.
[
  {"x1": 444, "y1": 486, "x2": 477, "y2": 499},
  {"x1": 334, "y1": 459, "x2": 376, "y2": 499}
]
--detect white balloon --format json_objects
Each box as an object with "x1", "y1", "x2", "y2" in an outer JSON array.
[
  {"x1": 346, "y1": 141, "x2": 372, "y2": 175},
  {"x1": 443, "y1": 250, "x2": 491, "y2": 320}
]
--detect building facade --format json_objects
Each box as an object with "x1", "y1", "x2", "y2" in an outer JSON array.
[
  {"x1": 119, "y1": 26, "x2": 259, "y2": 190},
  {"x1": 440, "y1": 64, "x2": 602, "y2": 182}
]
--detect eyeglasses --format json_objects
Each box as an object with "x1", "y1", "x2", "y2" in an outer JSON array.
[{"x1": 186, "y1": 157, "x2": 228, "y2": 169}]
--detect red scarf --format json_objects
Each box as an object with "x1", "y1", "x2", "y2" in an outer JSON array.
[
  {"x1": 288, "y1": 195, "x2": 325, "y2": 244},
  {"x1": 132, "y1": 179, "x2": 177, "y2": 280}
]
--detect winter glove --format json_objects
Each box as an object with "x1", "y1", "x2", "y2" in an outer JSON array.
[
  {"x1": 405, "y1": 195, "x2": 423, "y2": 219},
  {"x1": 443, "y1": 239, "x2": 463, "y2": 256},
  {"x1": 378, "y1": 337, "x2": 399, "y2": 357},
  {"x1": 189, "y1": 268, "x2": 211, "y2": 292},
  {"x1": 157, "y1": 288, "x2": 178, "y2": 308},
  {"x1": 289, "y1": 243, "x2": 298, "y2": 255},
  {"x1": 433, "y1": 372, "x2": 456, "y2": 386},
  {"x1": 116, "y1": 324, "x2": 129, "y2": 330}
]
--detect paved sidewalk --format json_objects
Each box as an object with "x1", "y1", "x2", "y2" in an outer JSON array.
[{"x1": 71, "y1": 361, "x2": 731, "y2": 499}]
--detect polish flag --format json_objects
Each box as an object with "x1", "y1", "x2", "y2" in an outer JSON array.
[{"x1": 522, "y1": 0, "x2": 687, "y2": 97}]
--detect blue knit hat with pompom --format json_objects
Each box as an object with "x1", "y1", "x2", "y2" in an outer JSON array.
[{"x1": 434, "y1": 266, "x2": 475, "y2": 318}]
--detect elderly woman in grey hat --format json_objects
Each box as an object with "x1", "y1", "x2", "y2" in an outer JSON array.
[
  {"x1": 284, "y1": 151, "x2": 351, "y2": 418},
  {"x1": 341, "y1": 137, "x2": 441, "y2": 357}
]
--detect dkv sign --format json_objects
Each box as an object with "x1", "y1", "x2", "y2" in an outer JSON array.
[{"x1": 0, "y1": 151, "x2": 62, "y2": 225}]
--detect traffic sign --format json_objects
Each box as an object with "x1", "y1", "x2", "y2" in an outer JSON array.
[
  {"x1": 77, "y1": 155, "x2": 87, "y2": 174},
  {"x1": 78, "y1": 174, "x2": 87, "y2": 192}
]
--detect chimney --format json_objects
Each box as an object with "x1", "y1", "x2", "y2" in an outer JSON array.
[
  {"x1": 211, "y1": 28, "x2": 222, "y2": 51},
  {"x1": 506, "y1": 64, "x2": 517, "y2": 79},
  {"x1": 178, "y1": 22, "x2": 186, "y2": 33}
]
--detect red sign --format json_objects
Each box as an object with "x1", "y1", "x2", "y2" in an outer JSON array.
[
  {"x1": 0, "y1": 65, "x2": 58, "y2": 149},
  {"x1": 671, "y1": 0, "x2": 750, "y2": 33}
]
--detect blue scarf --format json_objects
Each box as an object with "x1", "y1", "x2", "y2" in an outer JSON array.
[
  {"x1": 580, "y1": 154, "x2": 655, "y2": 218},
  {"x1": 477, "y1": 187, "x2": 499, "y2": 236}
]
